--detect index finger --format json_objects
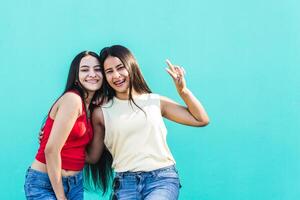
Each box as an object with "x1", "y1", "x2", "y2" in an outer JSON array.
[{"x1": 166, "y1": 59, "x2": 175, "y2": 71}]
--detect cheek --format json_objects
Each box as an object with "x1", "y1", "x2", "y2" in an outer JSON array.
[
  {"x1": 120, "y1": 69, "x2": 129, "y2": 78},
  {"x1": 97, "y1": 72, "x2": 103, "y2": 79},
  {"x1": 106, "y1": 76, "x2": 116, "y2": 87},
  {"x1": 78, "y1": 73, "x2": 85, "y2": 82},
  {"x1": 105, "y1": 74, "x2": 112, "y2": 82}
]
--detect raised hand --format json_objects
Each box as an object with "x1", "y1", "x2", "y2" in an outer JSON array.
[{"x1": 165, "y1": 59, "x2": 187, "y2": 94}]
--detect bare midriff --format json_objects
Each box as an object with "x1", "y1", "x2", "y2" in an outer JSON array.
[{"x1": 31, "y1": 159, "x2": 80, "y2": 177}]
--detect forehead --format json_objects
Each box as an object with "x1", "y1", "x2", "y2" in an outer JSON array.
[
  {"x1": 103, "y1": 56, "x2": 122, "y2": 69},
  {"x1": 80, "y1": 55, "x2": 100, "y2": 67}
]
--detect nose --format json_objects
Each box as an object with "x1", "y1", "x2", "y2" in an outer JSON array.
[
  {"x1": 88, "y1": 69, "x2": 97, "y2": 77},
  {"x1": 111, "y1": 70, "x2": 121, "y2": 78}
]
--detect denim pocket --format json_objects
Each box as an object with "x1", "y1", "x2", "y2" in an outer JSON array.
[
  {"x1": 24, "y1": 169, "x2": 53, "y2": 199},
  {"x1": 157, "y1": 168, "x2": 179, "y2": 179},
  {"x1": 25, "y1": 174, "x2": 52, "y2": 189},
  {"x1": 156, "y1": 168, "x2": 182, "y2": 189},
  {"x1": 24, "y1": 176, "x2": 54, "y2": 199}
]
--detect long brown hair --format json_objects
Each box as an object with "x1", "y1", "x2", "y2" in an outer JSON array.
[{"x1": 99, "y1": 45, "x2": 152, "y2": 109}]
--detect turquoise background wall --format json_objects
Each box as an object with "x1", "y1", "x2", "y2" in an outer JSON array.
[{"x1": 0, "y1": 0, "x2": 299, "y2": 199}]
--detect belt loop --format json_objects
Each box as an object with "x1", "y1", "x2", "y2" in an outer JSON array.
[
  {"x1": 136, "y1": 174, "x2": 141, "y2": 184},
  {"x1": 74, "y1": 174, "x2": 77, "y2": 185},
  {"x1": 66, "y1": 178, "x2": 70, "y2": 193}
]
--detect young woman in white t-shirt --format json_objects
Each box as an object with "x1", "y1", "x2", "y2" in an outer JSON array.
[{"x1": 92, "y1": 45, "x2": 209, "y2": 200}]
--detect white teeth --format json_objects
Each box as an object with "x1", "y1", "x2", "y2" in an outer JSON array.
[
  {"x1": 86, "y1": 80, "x2": 98, "y2": 83},
  {"x1": 114, "y1": 80, "x2": 125, "y2": 86},
  {"x1": 114, "y1": 80, "x2": 124, "y2": 84}
]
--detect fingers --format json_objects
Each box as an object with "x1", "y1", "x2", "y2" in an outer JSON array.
[
  {"x1": 166, "y1": 59, "x2": 175, "y2": 72},
  {"x1": 165, "y1": 67, "x2": 177, "y2": 79},
  {"x1": 166, "y1": 60, "x2": 177, "y2": 78},
  {"x1": 175, "y1": 66, "x2": 185, "y2": 78},
  {"x1": 92, "y1": 97, "x2": 103, "y2": 106},
  {"x1": 181, "y1": 66, "x2": 186, "y2": 75},
  {"x1": 166, "y1": 59, "x2": 186, "y2": 80},
  {"x1": 166, "y1": 59, "x2": 179, "y2": 79},
  {"x1": 166, "y1": 67, "x2": 185, "y2": 81},
  {"x1": 38, "y1": 130, "x2": 44, "y2": 144}
]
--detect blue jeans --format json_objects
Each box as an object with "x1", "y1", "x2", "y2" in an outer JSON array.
[
  {"x1": 111, "y1": 165, "x2": 181, "y2": 200},
  {"x1": 24, "y1": 167, "x2": 83, "y2": 200}
]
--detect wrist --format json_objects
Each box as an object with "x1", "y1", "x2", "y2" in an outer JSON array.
[{"x1": 178, "y1": 87, "x2": 189, "y2": 96}]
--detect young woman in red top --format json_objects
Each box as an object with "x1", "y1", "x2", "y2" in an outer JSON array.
[{"x1": 24, "y1": 51, "x2": 112, "y2": 200}]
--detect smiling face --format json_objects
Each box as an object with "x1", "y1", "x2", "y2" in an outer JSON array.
[
  {"x1": 103, "y1": 56, "x2": 130, "y2": 99},
  {"x1": 78, "y1": 55, "x2": 103, "y2": 95}
]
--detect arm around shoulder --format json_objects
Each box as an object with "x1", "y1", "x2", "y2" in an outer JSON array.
[{"x1": 85, "y1": 107, "x2": 106, "y2": 164}]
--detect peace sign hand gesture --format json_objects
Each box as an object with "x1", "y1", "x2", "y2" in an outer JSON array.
[{"x1": 165, "y1": 59, "x2": 187, "y2": 94}]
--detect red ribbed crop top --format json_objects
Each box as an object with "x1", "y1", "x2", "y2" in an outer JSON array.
[{"x1": 35, "y1": 90, "x2": 93, "y2": 171}]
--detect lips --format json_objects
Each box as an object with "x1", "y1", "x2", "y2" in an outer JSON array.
[
  {"x1": 85, "y1": 79, "x2": 99, "y2": 84},
  {"x1": 113, "y1": 79, "x2": 125, "y2": 87}
]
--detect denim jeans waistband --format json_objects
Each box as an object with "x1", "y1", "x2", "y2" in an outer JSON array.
[
  {"x1": 26, "y1": 167, "x2": 82, "y2": 184},
  {"x1": 116, "y1": 165, "x2": 176, "y2": 177}
]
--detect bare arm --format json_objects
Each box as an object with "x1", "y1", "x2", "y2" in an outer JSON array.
[
  {"x1": 44, "y1": 93, "x2": 81, "y2": 200},
  {"x1": 85, "y1": 107, "x2": 105, "y2": 164},
  {"x1": 161, "y1": 60, "x2": 209, "y2": 127}
]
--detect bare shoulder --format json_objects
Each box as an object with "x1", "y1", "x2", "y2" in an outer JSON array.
[
  {"x1": 56, "y1": 92, "x2": 82, "y2": 116},
  {"x1": 60, "y1": 92, "x2": 82, "y2": 108},
  {"x1": 49, "y1": 92, "x2": 82, "y2": 118}
]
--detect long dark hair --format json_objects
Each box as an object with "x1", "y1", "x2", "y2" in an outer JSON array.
[
  {"x1": 65, "y1": 51, "x2": 113, "y2": 195},
  {"x1": 84, "y1": 147, "x2": 113, "y2": 195},
  {"x1": 99, "y1": 45, "x2": 152, "y2": 109}
]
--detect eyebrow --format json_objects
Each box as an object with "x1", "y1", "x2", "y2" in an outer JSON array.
[
  {"x1": 104, "y1": 63, "x2": 123, "y2": 71},
  {"x1": 80, "y1": 65, "x2": 101, "y2": 68}
]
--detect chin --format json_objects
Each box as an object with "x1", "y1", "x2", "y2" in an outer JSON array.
[
  {"x1": 114, "y1": 87, "x2": 127, "y2": 93},
  {"x1": 85, "y1": 87, "x2": 101, "y2": 92}
]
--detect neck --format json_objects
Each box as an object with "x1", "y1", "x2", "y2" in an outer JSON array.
[
  {"x1": 84, "y1": 91, "x2": 95, "y2": 107},
  {"x1": 116, "y1": 89, "x2": 139, "y2": 100}
]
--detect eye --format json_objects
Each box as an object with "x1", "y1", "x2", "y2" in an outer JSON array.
[
  {"x1": 80, "y1": 69, "x2": 89, "y2": 72},
  {"x1": 105, "y1": 70, "x2": 113, "y2": 74},
  {"x1": 94, "y1": 67, "x2": 101, "y2": 71},
  {"x1": 117, "y1": 66, "x2": 125, "y2": 70}
]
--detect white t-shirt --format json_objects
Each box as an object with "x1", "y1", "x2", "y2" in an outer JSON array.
[{"x1": 101, "y1": 93, "x2": 175, "y2": 172}]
